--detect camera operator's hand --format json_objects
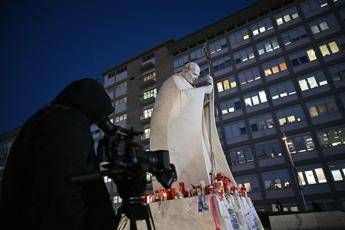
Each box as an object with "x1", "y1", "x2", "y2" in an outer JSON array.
[{"x1": 204, "y1": 75, "x2": 214, "y2": 94}]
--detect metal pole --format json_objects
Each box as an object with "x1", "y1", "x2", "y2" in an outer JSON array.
[
  {"x1": 203, "y1": 43, "x2": 216, "y2": 184},
  {"x1": 281, "y1": 132, "x2": 308, "y2": 212}
]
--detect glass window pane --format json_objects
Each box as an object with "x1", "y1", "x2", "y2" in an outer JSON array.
[
  {"x1": 276, "y1": 18, "x2": 283, "y2": 25},
  {"x1": 298, "y1": 172, "x2": 306, "y2": 185},
  {"x1": 307, "y1": 49, "x2": 317, "y2": 61},
  {"x1": 264, "y1": 68, "x2": 272, "y2": 76},
  {"x1": 319, "y1": 22, "x2": 329, "y2": 31},
  {"x1": 319, "y1": 45, "x2": 330, "y2": 56},
  {"x1": 252, "y1": 95, "x2": 260, "y2": 105},
  {"x1": 279, "y1": 118, "x2": 287, "y2": 126},
  {"x1": 245, "y1": 98, "x2": 252, "y2": 107},
  {"x1": 217, "y1": 82, "x2": 224, "y2": 92},
  {"x1": 299, "y1": 79, "x2": 309, "y2": 91},
  {"x1": 223, "y1": 80, "x2": 230, "y2": 90},
  {"x1": 315, "y1": 168, "x2": 327, "y2": 183},
  {"x1": 307, "y1": 77, "x2": 318, "y2": 88},
  {"x1": 283, "y1": 14, "x2": 291, "y2": 22},
  {"x1": 328, "y1": 41, "x2": 340, "y2": 54},
  {"x1": 279, "y1": 62, "x2": 287, "y2": 71},
  {"x1": 259, "y1": 91, "x2": 267, "y2": 103},
  {"x1": 311, "y1": 25, "x2": 320, "y2": 34},
  {"x1": 272, "y1": 66, "x2": 279, "y2": 74},
  {"x1": 309, "y1": 106, "x2": 319, "y2": 118},
  {"x1": 305, "y1": 170, "x2": 317, "y2": 184},
  {"x1": 331, "y1": 170, "x2": 343, "y2": 181}
]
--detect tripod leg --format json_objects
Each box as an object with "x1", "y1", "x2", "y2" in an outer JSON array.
[
  {"x1": 147, "y1": 205, "x2": 156, "y2": 230},
  {"x1": 114, "y1": 213, "x2": 128, "y2": 230}
]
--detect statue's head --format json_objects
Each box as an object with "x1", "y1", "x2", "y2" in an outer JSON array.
[{"x1": 181, "y1": 62, "x2": 200, "y2": 85}]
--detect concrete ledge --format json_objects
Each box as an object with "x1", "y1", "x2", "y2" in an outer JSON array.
[{"x1": 269, "y1": 211, "x2": 345, "y2": 230}]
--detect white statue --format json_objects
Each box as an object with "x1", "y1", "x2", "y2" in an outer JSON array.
[{"x1": 150, "y1": 62, "x2": 235, "y2": 189}]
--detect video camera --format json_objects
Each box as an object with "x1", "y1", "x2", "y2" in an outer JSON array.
[{"x1": 96, "y1": 118, "x2": 177, "y2": 200}]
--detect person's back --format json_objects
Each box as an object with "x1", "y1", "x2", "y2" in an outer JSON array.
[{"x1": 0, "y1": 78, "x2": 115, "y2": 230}]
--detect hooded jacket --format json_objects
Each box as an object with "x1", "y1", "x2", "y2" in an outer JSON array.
[{"x1": 0, "y1": 78, "x2": 115, "y2": 230}]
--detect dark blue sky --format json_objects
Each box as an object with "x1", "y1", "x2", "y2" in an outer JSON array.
[{"x1": 0, "y1": 0, "x2": 253, "y2": 134}]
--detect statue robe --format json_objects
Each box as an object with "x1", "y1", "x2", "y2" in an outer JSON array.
[{"x1": 150, "y1": 74, "x2": 235, "y2": 189}]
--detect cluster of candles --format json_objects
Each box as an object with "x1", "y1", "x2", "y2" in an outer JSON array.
[{"x1": 143, "y1": 173, "x2": 247, "y2": 204}]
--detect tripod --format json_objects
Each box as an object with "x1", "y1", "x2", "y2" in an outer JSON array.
[{"x1": 114, "y1": 197, "x2": 156, "y2": 230}]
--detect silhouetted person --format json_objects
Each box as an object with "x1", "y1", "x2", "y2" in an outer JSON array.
[{"x1": 0, "y1": 78, "x2": 115, "y2": 230}]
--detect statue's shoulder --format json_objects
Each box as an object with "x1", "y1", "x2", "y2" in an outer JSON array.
[{"x1": 161, "y1": 75, "x2": 179, "y2": 85}]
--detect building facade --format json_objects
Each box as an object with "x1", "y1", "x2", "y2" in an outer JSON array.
[{"x1": 103, "y1": 0, "x2": 345, "y2": 212}]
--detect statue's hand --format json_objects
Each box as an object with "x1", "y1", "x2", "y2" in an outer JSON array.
[
  {"x1": 204, "y1": 75, "x2": 214, "y2": 94},
  {"x1": 207, "y1": 75, "x2": 214, "y2": 87}
]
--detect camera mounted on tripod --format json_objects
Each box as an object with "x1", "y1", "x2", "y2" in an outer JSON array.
[{"x1": 97, "y1": 118, "x2": 177, "y2": 200}]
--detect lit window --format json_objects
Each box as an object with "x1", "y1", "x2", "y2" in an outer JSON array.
[
  {"x1": 307, "y1": 96, "x2": 339, "y2": 119},
  {"x1": 217, "y1": 79, "x2": 236, "y2": 93},
  {"x1": 279, "y1": 118, "x2": 286, "y2": 126},
  {"x1": 318, "y1": 126, "x2": 345, "y2": 148},
  {"x1": 243, "y1": 182, "x2": 251, "y2": 192},
  {"x1": 224, "y1": 81, "x2": 230, "y2": 90},
  {"x1": 319, "y1": 45, "x2": 330, "y2": 56},
  {"x1": 264, "y1": 69, "x2": 272, "y2": 76},
  {"x1": 298, "y1": 172, "x2": 306, "y2": 185},
  {"x1": 311, "y1": 25, "x2": 320, "y2": 34},
  {"x1": 272, "y1": 66, "x2": 279, "y2": 74},
  {"x1": 142, "y1": 107, "x2": 154, "y2": 119},
  {"x1": 275, "y1": 7, "x2": 299, "y2": 26},
  {"x1": 143, "y1": 88, "x2": 157, "y2": 100},
  {"x1": 310, "y1": 21, "x2": 330, "y2": 34},
  {"x1": 142, "y1": 128, "x2": 150, "y2": 140},
  {"x1": 299, "y1": 79, "x2": 309, "y2": 91},
  {"x1": 217, "y1": 82, "x2": 223, "y2": 92},
  {"x1": 263, "y1": 61, "x2": 287, "y2": 77},
  {"x1": 283, "y1": 15, "x2": 291, "y2": 22},
  {"x1": 315, "y1": 168, "x2": 327, "y2": 183},
  {"x1": 143, "y1": 71, "x2": 156, "y2": 82},
  {"x1": 319, "y1": 22, "x2": 329, "y2": 31},
  {"x1": 276, "y1": 18, "x2": 283, "y2": 25},
  {"x1": 307, "y1": 49, "x2": 317, "y2": 61},
  {"x1": 309, "y1": 107, "x2": 319, "y2": 118},
  {"x1": 307, "y1": 77, "x2": 318, "y2": 88},
  {"x1": 305, "y1": 170, "x2": 317, "y2": 184},
  {"x1": 245, "y1": 98, "x2": 252, "y2": 107},
  {"x1": 331, "y1": 170, "x2": 343, "y2": 181},
  {"x1": 270, "y1": 81, "x2": 296, "y2": 101},
  {"x1": 298, "y1": 71, "x2": 328, "y2": 91},
  {"x1": 243, "y1": 34, "x2": 250, "y2": 40},
  {"x1": 114, "y1": 114, "x2": 127, "y2": 123},
  {"x1": 328, "y1": 41, "x2": 340, "y2": 53},
  {"x1": 279, "y1": 63, "x2": 287, "y2": 71},
  {"x1": 259, "y1": 91, "x2": 267, "y2": 102}
]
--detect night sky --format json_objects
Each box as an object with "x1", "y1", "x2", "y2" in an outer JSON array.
[{"x1": 0, "y1": 0, "x2": 253, "y2": 134}]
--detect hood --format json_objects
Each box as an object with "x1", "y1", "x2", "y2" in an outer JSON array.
[{"x1": 52, "y1": 78, "x2": 114, "y2": 123}]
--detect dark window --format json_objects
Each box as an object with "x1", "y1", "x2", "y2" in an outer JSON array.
[{"x1": 234, "y1": 101, "x2": 242, "y2": 110}]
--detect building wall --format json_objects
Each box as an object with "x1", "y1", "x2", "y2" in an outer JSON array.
[{"x1": 104, "y1": 0, "x2": 345, "y2": 212}]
